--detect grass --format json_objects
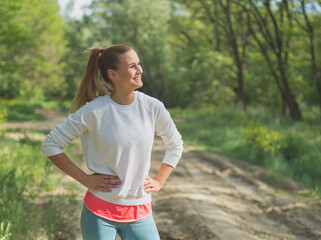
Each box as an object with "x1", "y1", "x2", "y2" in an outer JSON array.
[
  {"x1": 0, "y1": 131, "x2": 81, "y2": 239},
  {"x1": 6, "y1": 104, "x2": 46, "y2": 122},
  {"x1": 0, "y1": 98, "x2": 72, "y2": 122},
  {"x1": 0, "y1": 99, "x2": 46, "y2": 122},
  {"x1": 0, "y1": 99, "x2": 82, "y2": 239},
  {"x1": 169, "y1": 104, "x2": 321, "y2": 196}
]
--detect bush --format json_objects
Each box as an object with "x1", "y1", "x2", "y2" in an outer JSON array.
[
  {"x1": 6, "y1": 103, "x2": 46, "y2": 122},
  {"x1": 279, "y1": 133, "x2": 309, "y2": 162},
  {"x1": 244, "y1": 123, "x2": 283, "y2": 164},
  {"x1": 0, "y1": 106, "x2": 7, "y2": 123},
  {"x1": 293, "y1": 153, "x2": 321, "y2": 191}
]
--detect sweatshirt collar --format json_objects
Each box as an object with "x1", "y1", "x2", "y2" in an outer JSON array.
[{"x1": 106, "y1": 91, "x2": 138, "y2": 109}]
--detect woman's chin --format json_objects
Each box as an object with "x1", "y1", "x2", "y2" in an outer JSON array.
[{"x1": 133, "y1": 81, "x2": 143, "y2": 88}]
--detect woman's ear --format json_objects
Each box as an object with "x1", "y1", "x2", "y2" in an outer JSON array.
[{"x1": 108, "y1": 69, "x2": 118, "y2": 82}]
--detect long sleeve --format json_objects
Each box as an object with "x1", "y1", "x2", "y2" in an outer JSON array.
[
  {"x1": 155, "y1": 102, "x2": 184, "y2": 168},
  {"x1": 41, "y1": 106, "x2": 90, "y2": 157}
]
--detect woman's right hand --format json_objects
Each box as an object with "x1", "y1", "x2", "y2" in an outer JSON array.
[{"x1": 81, "y1": 173, "x2": 122, "y2": 192}]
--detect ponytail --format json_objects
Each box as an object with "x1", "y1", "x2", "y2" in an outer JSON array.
[
  {"x1": 71, "y1": 46, "x2": 108, "y2": 113},
  {"x1": 71, "y1": 44, "x2": 133, "y2": 113}
]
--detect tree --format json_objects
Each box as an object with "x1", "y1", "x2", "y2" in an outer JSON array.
[
  {"x1": 299, "y1": 0, "x2": 321, "y2": 115},
  {"x1": 90, "y1": 0, "x2": 174, "y2": 103},
  {"x1": 174, "y1": 0, "x2": 250, "y2": 109},
  {"x1": 0, "y1": 0, "x2": 65, "y2": 99},
  {"x1": 244, "y1": 0, "x2": 302, "y2": 120}
]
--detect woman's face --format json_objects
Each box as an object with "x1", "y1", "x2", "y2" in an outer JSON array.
[{"x1": 110, "y1": 49, "x2": 143, "y2": 91}]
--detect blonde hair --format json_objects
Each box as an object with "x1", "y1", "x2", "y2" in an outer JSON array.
[{"x1": 71, "y1": 44, "x2": 133, "y2": 112}]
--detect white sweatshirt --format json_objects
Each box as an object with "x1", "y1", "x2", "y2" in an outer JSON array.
[{"x1": 41, "y1": 90, "x2": 183, "y2": 205}]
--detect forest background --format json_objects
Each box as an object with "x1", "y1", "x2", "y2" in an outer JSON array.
[{"x1": 0, "y1": 0, "x2": 320, "y2": 238}]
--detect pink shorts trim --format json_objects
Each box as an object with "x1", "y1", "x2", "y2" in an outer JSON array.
[{"x1": 83, "y1": 191, "x2": 152, "y2": 222}]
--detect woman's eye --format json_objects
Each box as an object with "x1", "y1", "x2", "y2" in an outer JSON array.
[{"x1": 131, "y1": 63, "x2": 141, "y2": 68}]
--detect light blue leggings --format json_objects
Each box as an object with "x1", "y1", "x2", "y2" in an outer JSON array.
[{"x1": 80, "y1": 204, "x2": 160, "y2": 240}]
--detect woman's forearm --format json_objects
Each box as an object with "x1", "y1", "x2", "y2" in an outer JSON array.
[
  {"x1": 47, "y1": 153, "x2": 122, "y2": 191},
  {"x1": 48, "y1": 153, "x2": 88, "y2": 185},
  {"x1": 144, "y1": 163, "x2": 174, "y2": 193},
  {"x1": 154, "y1": 163, "x2": 174, "y2": 186}
]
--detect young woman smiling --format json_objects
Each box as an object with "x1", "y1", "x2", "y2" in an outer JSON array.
[{"x1": 41, "y1": 44, "x2": 184, "y2": 240}]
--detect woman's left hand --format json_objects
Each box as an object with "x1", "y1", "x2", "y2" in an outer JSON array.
[{"x1": 143, "y1": 176, "x2": 163, "y2": 193}]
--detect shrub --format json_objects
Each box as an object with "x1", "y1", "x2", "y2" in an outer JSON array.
[
  {"x1": 0, "y1": 106, "x2": 7, "y2": 123},
  {"x1": 6, "y1": 103, "x2": 46, "y2": 122},
  {"x1": 279, "y1": 133, "x2": 308, "y2": 162},
  {"x1": 244, "y1": 123, "x2": 283, "y2": 163},
  {"x1": 293, "y1": 153, "x2": 321, "y2": 191}
]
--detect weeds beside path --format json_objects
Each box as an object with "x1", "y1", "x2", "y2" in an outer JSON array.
[{"x1": 1, "y1": 109, "x2": 86, "y2": 240}]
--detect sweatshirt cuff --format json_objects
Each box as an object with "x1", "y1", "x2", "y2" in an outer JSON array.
[
  {"x1": 162, "y1": 154, "x2": 181, "y2": 169},
  {"x1": 41, "y1": 145, "x2": 65, "y2": 158}
]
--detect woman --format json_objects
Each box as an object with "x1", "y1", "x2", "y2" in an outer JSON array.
[{"x1": 41, "y1": 44, "x2": 184, "y2": 240}]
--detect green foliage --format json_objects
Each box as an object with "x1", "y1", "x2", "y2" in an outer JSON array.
[
  {"x1": 1, "y1": 0, "x2": 321, "y2": 113},
  {"x1": 0, "y1": 133, "x2": 78, "y2": 239},
  {"x1": 0, "y1": 107, "x2": 7, "y2": 124},
  {"x1": 170, "y1": 105, "x2": 321, "y2": 194},
  {"x1": 279, "y1": 133, "x2": 308, "y2": 162},
  {"x1": 0, "y1": 135, "x2": 47, "y2": 239},
  {"x1": 0, "y1": 0, "x2": 66, "y2": 100},
  {"x1": 167, "y1": 0, "x2": 321, "y2": 116},
  {"x1": 0, "y1": 99, "x2": 46, "y2": 122},
  {"x1": 40, "y1": 100, "x2": 73, "y2": 114},
  {"x1": 294, "y1": 153, "x2": 321, "y2": 188},
  {"x1": 165, "y1": 36, "x2": 237, "y2": 107},
  {"x1": 90, "y1": 0, "x2": 176, "y2": 102},
  {"x1": 58, "y1": 19, "x2": 95, "y2": 101},
  {"x1": 244, "y1": 123, "x2": 283, "y2": 163},
  {"x1": 6, "y1": 104, "x2": 46, "y2": 122},
  {"x1": 244, "y1": 51, "x2": 281, "y2": 107},
  {"x1": 0, "y1": 221, "x2": 12, "y2": 240}
]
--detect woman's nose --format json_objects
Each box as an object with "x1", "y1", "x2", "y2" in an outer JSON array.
[{"x1": 137, "y1": 65, "x2": 143, "y2": 74}]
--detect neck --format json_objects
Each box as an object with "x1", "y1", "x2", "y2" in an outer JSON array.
[{"x1": 110, "y1": 90, "x2": 135, "y2": 105}]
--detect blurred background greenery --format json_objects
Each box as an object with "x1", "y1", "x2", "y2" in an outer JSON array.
[{"x1": 0, "y1": 0, "x2": 320, "y2": 239}]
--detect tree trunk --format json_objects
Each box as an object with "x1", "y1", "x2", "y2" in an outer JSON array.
[
  {"x1": 277, "y1": 57, "x2": 302, "y2": 120},
  {"x1": 301, "y1": 0, "x2": 321, "y2": 116},
  {"x1": 266, "y1": 0, "x2": 302, "y2": 120},
  {"x1": 220, "y1": 0, "x2": 247, "y2": 110}
]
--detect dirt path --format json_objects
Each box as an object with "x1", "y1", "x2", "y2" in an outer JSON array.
[
  {"x1": 151, "y1": 138, "x2": 321, "y2": 240},
  {"x1": 4, "y1": 110, "x2": 321, "y2": 240}
]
